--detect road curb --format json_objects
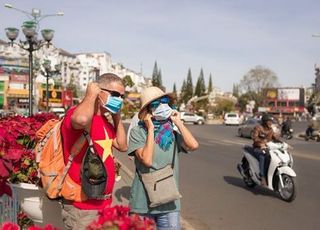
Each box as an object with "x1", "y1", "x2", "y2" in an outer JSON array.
[{"x1": 118, "y1": 160, "x2": 195, "y2": 230}]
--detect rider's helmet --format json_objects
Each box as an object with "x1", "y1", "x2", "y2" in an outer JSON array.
[{"x1": 261, "y1": 114, "x2": 273, "y2": 126}]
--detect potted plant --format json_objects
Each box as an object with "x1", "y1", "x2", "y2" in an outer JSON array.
[
  {"x1": 0, "y1": 113, "x2": 63, "y2": 228},
  {"x1": 0, "y1": 113, "x2": 57, "y2": 186}
]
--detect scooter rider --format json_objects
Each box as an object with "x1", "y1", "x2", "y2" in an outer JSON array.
[
  {"x1": 281, "y1": 116, "x2": 292, "y2": 135},
  {"x1": 305, "y1": 117, "x2": 318, "y2": 139},
  {"x1": 252, "y1": 114, "x2": 282, "y2": 187}
]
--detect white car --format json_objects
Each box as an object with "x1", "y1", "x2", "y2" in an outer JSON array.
[
  {"x1": 180, "y1": 112, "x2": 205, "y2": 125},
  {"x1": 224, "y1": 113, "x2": 242, "y2": 126}
]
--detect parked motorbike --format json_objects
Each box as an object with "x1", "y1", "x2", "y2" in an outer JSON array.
[
  {"x1": 305, "y1": 130, "x2": 320, "y2": 142},
  {"x1": 237, "y1": 142, "x2": 297, "y2": 202},
  {"x1": 281, "y1": 128, "x2": 293, "y2": 140}
]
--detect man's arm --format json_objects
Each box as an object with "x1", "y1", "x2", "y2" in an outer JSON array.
[
  {"x1": 71, "y1": 83, "x2": 100, "y2": 130},
  {"x1": 252, "y1": 126, "x2": 266, "y2": 148}
]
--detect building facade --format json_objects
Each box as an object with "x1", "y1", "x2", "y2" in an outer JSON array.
[{"x1": 0, "y1": 39, "x2": 151, "y2": 113}]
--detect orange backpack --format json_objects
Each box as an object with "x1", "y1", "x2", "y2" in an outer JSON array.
[{"x1": 35, "y1": 118, "x2": 87, "y2": 201}]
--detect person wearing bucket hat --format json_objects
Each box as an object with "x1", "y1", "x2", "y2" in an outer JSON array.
[
  {"x1": 60, "y1": 73, "x2": 128, "y2": 229},
  {"x1": 127, "y1": 86, "x2": 199, "y2": 229}
]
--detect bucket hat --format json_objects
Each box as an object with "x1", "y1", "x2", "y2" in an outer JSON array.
[{"x1": 138, "y1": 86, "x2": 174, "y2": 119}]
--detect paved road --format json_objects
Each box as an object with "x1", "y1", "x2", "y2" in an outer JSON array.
[{"x1": 115, "y1": 122, "x2": 320, "y2": 230}]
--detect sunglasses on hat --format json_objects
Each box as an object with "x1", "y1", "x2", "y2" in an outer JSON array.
[{"x1": 101, "y1": 88, "x2": 125, "y2": 99}]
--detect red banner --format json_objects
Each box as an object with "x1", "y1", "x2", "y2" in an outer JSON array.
[{"x1": 62, "y1": 90, "x2": 73, "y2": 107}]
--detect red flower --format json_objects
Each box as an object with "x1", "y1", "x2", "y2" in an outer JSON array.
[
  {"x1": 0, "y1": 179, "x2": 12, "y2": 196},
  {"x1": 0, "y1": 222, "x2": 19, "y2": 230},
  {"x1": 0, "y1": 113, "x2": 58, "y2": 190},
  {"x1": 87, "y1": 205, "x2": 155, "y2": 230},
  {"x1": 28, "y1": 224, "x2": 60, "y2": 230}
]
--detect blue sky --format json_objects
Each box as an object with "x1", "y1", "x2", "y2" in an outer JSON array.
[{"x1": 1, "y1": 0, "x2": 320, "y2": 92}]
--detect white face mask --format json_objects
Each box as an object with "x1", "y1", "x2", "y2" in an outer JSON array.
[{"x1": 152, "y1": 104, "x2": 173, "y2": 121}]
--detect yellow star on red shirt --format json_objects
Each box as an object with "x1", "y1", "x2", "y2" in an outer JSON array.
[{"x1": 94, "y1": 127, "x2": 113, "y2": 162}]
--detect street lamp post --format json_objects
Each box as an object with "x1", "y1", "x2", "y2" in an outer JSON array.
[
  {"x1": 42, "y1": 60, "x2": 61, "y2": 111},
  {"x1": 4, "y1": 3, "x2": 63, "y2": 116}
]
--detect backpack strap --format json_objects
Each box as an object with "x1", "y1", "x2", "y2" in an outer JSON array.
[{"x1": 57, "y1": 131, "x2": 87, "y2": 190}]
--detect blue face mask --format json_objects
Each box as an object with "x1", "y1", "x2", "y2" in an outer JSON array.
[{"x1": 103, "y1": 96, "x2": 123, "y2": 114}]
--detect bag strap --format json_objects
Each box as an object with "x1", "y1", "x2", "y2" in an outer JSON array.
[
  {"x1": 57, "y1": 129, "x2": 87, "y2": 190},
  {"x1": 83, "y1": 130, "x2": 97, "y2": 154}
]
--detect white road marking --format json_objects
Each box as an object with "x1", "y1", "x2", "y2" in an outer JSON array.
[{"x1": 200, "y1": 138, "x2": 320, "y2": 161}]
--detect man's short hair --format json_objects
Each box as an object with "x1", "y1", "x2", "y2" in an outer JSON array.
[{"x1": 96, "y1": 73, "x2": 124, "y2": 86}]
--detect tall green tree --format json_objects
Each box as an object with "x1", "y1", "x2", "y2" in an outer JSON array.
[
  {"x1": 180, "y1": 79, "x2": 187, "y2": 104},
  {"x1": 195, "y1": 68, "x2": 206, "y2": 97},
  {"x1": 173, "y1": 83, "x2": 177, "y2": 94},
  {"x1": 158, "y1": 69, "x2": 163, "y2": 87},
  {"x1": 152, "y1": 61, "x2": 160, "y2": 87},
  {"x1": 208, "y1": 73, "x2": 213, "y2": 93},
  {"x1": 232, "y1": 83, "x2": 240, "y2": 98},
  {"x1": 185, "y1": 68, "x2": 194, "y2": 103}
]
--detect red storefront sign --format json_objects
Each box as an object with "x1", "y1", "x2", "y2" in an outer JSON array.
[
  {"x1": 62, "y1": 90, "x2": 73, "y2": 107},
  {"x1": 10, "y1": 74, "x2": 28, "y2": 83}
]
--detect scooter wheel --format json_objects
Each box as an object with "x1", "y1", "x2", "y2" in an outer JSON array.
[{"x1": 278, "y1": 174, "x2": 297, "y2": 202}]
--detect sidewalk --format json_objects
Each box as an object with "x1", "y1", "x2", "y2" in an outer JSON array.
[{"x1": 112, "y1": 161, "x2": 195, "y2": 230}]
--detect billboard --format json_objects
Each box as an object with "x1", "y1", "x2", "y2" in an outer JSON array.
[
  {"x1": 265, "y1": 89, "x2": 277, "y2": 99},
  {"x1": 277, "y1": 88, "x2": 300, "y2": 101},
  {"x1": 42, "y1": 90, "x2": 62, "y2": 103},
  {"x1": 10, "y1": 74, "x2": 28, "y2": 83}
]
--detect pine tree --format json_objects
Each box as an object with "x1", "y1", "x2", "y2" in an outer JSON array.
[
  {"x1": 173, "y1": 83, "x2": 177, "y2": 93},
  {"x1": 185, "y1": 68, "x2": 193, "y2": 103},
  {"x1": 195, "y1": 68, "x2": 206, "y2": 97},
  {"x1": 158, "y1": 69, "x2": 163, "y2": 87},
  {"x1": 180, "y1": 79, "x2": 187, "y2": 103},
  {"x1": 208, "y1": 73, "x2": 213, "y2": 93},
  {"x1": 152, "y1": 61, "x2": 159, "y2": 87},
  {"x1": 232, "y1": 83, "x2": 240, "y2": 98}
]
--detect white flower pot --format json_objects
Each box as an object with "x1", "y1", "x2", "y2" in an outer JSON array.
[{"x1": 10, "y1": 183, "x2": 64, "y2": 228}]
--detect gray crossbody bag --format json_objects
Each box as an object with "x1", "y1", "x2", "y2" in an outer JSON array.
[{"x1": 137, "y1": 137, "x2": 182, "y2": 208}]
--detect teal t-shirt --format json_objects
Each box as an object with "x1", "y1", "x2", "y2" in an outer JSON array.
[{"x1": 127, "y1": 125, "x2": 185, "y2": 214}]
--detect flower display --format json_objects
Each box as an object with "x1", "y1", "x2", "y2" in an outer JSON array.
[
  {"x1": 0, "y1": 205, "x2": 155, "y2": 230},
  {"x1": 87, "y1": 205, "x2": 155, "y2": 230},
  {"x1": 0, "y1": 222, "x2": 58, "y2": 230},
  {"x1": 0, "y1": 113, "x2": 57, "y2": 196}
]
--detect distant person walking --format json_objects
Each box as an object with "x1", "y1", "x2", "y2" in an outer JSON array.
[{"x1": 127, "y1": 86, "x2": 199, "y2": 229}]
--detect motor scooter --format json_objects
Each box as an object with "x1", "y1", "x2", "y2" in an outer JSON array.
[
  {"x1": 237, "y1": 142, "x2": 297, "y2": 202},
  {"x1": 305, "y1": 130, "x2": 320, "y2": 142},
  {"x1": 281, "y1": 128, "x2": 293, "y2": 140}
]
